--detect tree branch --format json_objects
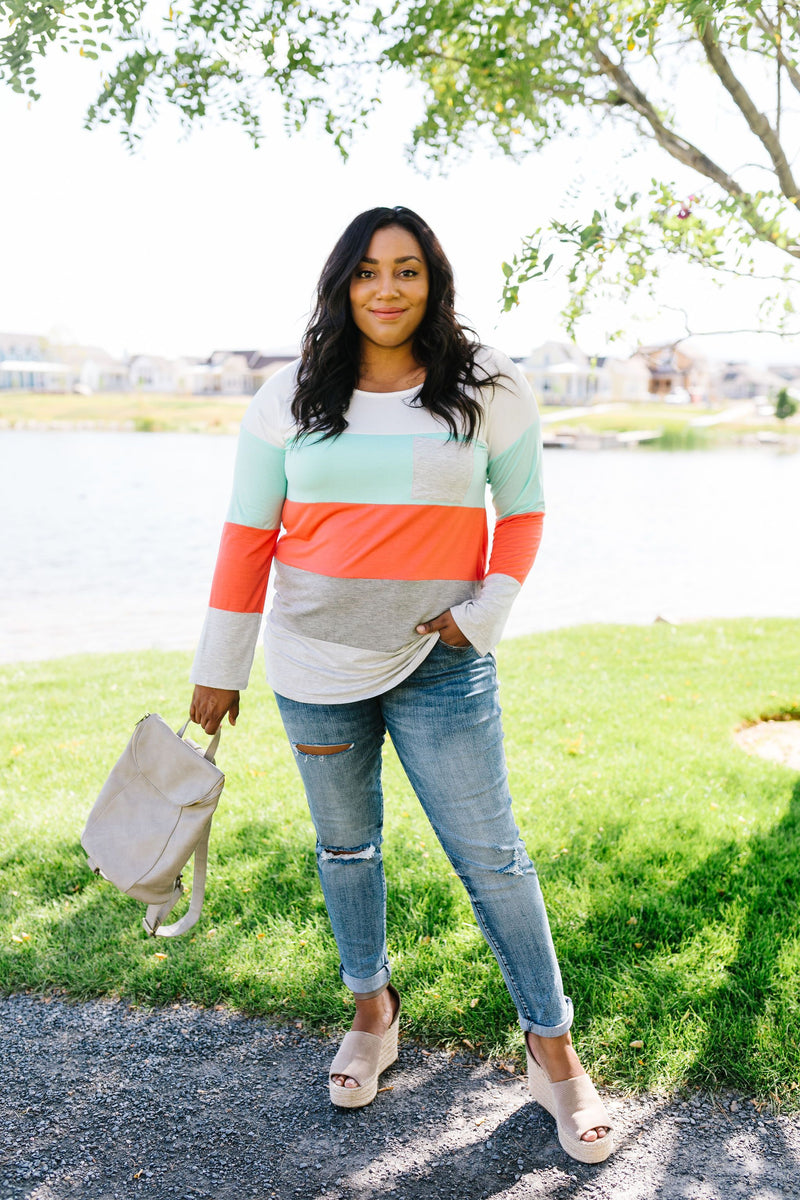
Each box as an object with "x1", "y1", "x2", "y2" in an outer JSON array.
[
  {"x1": 664, "y1": 251, "x2": 793, "y2": 283},
  {"x1": 698, "y1": 21, "x2": 799, "y2": 202},
  {"x1": 590, "y1": 46, "x2": 746, "y2": 197},
  {"x1": 591, "y1": 45, "x2": 800, "y2": 258},
  {"x1": 756, "y1": 7, "x2": 800, "y2": 97},
  {"x1": 661, "y1": 305, "x2": 800, "y2": 347}
]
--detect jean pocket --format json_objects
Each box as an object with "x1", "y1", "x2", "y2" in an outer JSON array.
[{"x1": 438, "y1": 638, "x2": 474, "y2": 652}]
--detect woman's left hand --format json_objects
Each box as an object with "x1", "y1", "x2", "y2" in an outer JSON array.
[{"x1": 416, "y1": 609, "x2": 471, "y2": 647}]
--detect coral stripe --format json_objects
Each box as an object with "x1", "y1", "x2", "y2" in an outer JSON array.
[
  {"x1": 209, "y1": 523, "x2": 279, "y2": 613},
  {"x1": 277, "y1": 500, "x2": 488, "y2": 581},
  {"x1": 488, "y1": 512, "x2": 544, "y2": 585}
]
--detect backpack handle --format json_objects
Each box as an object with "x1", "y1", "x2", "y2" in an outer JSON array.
[{"x1": 177, "y1": 718, "x2": 221, "y2": 762}]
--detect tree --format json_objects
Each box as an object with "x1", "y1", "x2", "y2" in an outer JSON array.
[
  {"x1": 775, "y1": 387, "x2": 798, "y2": 418},
  {"x1": 2, "y1": 1, "x2": 799, "y2": 334}
]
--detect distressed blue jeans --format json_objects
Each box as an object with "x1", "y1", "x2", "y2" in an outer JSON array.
[{"x1": 274, "y1": 639, "x2": 573, "y2": 1036}]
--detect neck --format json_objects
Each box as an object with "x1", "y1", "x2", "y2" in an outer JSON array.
[{"x1": 357, "y1": 343, "x2": 425, "y2": 393}]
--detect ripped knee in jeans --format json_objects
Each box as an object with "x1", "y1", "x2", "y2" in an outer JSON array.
[
  {"x1": 318, "y1": 843, "x2": 377, "y2": 863},
  {"x1": 293, "y1": 742, "x2": 354, "y2": 758}
]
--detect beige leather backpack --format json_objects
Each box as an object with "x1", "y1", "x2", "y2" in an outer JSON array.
[{"x1": 82, "y1": 714, "x2": 225, "y2": 937}]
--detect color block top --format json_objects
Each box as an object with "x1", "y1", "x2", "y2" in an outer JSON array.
[{"x1": 190, "y1": 346, "x2": 544, "y2": 703}]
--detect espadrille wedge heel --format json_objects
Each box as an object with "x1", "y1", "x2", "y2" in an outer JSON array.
[
  {"x1": 526, "y1": 1038, "x2": 614, "y2": 1164},
  {"x1": 329, "y1": 985, "x2": 401, "y2": 1109}
]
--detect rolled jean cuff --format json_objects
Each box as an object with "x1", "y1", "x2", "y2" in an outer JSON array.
[
  {"x1": 340, "y1": 962, "x2": 391, "y2": 997},
  {"x1": 519, "y1": 995, "x2": 573, "y2": 1039}
]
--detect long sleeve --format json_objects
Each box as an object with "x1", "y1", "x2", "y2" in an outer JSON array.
[
  {"x1": 190, "y1": 372, "x2": 291, "y2": 690},
  {"x1": 450, "y1": 352, "x2": 544, "y2": 655}
]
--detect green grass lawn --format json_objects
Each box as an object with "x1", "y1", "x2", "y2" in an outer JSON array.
[
  {"x1": 540, "y1": 401, "x2": 800, "y2": 446},
  {"x1": 543, "y1": 404, "x2": 703, "y2": 436},
  {"x1": 2, "y1": 620, "x2": 800, "y2": 1099},
  {"x1": 540, "y1": 401, "x2": 710, "y2": 427},
  {"x1": 0, "y1": 390, "x2": 247, "y2": 433}
]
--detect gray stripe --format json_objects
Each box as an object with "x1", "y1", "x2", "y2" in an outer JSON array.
[
  {"x1": 270, "y1": 562, "x2": 480, "y2": 651},
  {"x1": 450, "y1": 573, "x2": 520, "y2": 657},
  {"x1": 265, "y1": 618, "x2": 439, "y2": 704},
  {"x1": 191, "y1": 608, "x2": 263, "y2": 690}
]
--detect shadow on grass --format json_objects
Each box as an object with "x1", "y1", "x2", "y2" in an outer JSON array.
[
  {"x1": 0, "y1": 813, "x2": 476, "y2": 1023},
  {"x1": 3, "y1": 777, "x2": 800, "y2": 1094},
  {"x1": 687, "y1": 774, "x2": 800, "y2": 1091},
  {"x1": 550, "y1": 776, "x2": 800, "y2": 1094}
]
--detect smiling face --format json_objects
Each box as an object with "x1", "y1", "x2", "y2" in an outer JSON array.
[{"x1": 349, "y1": 225, "x2": 430, "y2": 353}]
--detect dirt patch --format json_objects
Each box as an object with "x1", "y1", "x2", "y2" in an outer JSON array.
[{"x1": 734, "y1": 719, "x2": 800, "y2": 772}]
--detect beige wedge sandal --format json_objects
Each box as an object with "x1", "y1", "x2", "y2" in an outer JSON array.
[
  {"x1": 526, "y1": 1039, "x2": 614, "y2": 1164},
  {"x1": 329, "y1": 985, "x2": 401, "y2": 1109}
]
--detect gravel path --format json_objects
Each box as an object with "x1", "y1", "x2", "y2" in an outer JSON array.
[{"x1": 2, "y1": 994, "x2": 799, "y2": 1200}]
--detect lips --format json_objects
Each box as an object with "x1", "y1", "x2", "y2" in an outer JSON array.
[{"x1": 370, "y1": 308, "x2": 406, "y2": 319}]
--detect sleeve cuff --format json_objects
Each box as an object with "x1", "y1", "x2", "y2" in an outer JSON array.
[
  {"x1": 450, "y1": 574, "x2": 522, "y2": 657},
  {"x1": 190, "y1": 608, "x2": 264, "y2": 691}
]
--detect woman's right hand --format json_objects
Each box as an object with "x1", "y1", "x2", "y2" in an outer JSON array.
[{"x1": 190, "y1": 685, "x2": 240, "y2": 734}]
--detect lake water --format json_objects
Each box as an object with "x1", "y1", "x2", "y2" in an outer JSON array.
[{"x1": 1, "y1": 430, "x2": 798, "y2": 663}]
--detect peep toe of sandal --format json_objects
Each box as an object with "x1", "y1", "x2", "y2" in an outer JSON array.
[
  {"x1": 329, "y1": 985, "x2": 401, "y2": 1109},
  {"x1": 525, "y1": 1039, "x2": 614, "y2": 1164}
]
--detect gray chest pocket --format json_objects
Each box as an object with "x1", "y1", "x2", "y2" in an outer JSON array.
[{"x1": 411, "y1": 437, "x2": 475, "y2": 504}]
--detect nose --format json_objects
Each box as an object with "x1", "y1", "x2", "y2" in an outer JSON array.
[{"x1": 375, "y1": 271, "x2": 399, "y2": 298}]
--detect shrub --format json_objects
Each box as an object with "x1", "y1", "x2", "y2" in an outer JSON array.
[{"x1": 775, "y1": 388, "x2": 798, "y2": 421}]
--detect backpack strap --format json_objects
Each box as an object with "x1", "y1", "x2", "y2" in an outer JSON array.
[
  {"x1": 177, "y1": 719, "x2": 221, "y2": 762},
  {"x1": 143, "y1": 822, "x2": 211, "y2": 938}
]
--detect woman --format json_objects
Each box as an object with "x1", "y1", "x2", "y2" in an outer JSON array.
[{"x1": 189, "y1": 206, "x2": 613, "y2": 1163}]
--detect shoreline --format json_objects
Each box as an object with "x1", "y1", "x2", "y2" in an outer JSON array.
[
  {"x1": 2, "y1": 416, "x2": 799, "y2": 451},
  {"x1": 2, "y1": 391, "x2": 799, "y2": 448},
  {"x1": 0, "y1": 415, "x2": 241, "y2": 435}
]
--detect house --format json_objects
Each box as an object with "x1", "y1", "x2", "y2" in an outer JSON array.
[
  {"x1": 0, "y1": 332, "x2": 302, "y2": 396},
  {"x1": 632, "y1": 345, "x2": 713, "y2": 403},
  {"x1": 766, "y1": 362, "x2": 800, "y2": 398},
  {"x1": 713, "y1": 361, "x2": 785, "y2": 402},
  {"x1": 127, "y1": 355, "x2": 178, "y2": 393},
  {"x1": 174, "y1": 357, "x2": 214, "y2": 395},
  {"x1": 177, "y1": 350, "x2": 298, "y2": 396},
  {"x1": 0, "y1": 331, "x2": 48, "y2": 364},
  {"x1": 0, "y1": 331, "x2": 76, "y2": 392},
  {"x1": 521, "y1": 341, "x2": 594, "y2": 405},
  {"x1": 204, "y1": 350, "x2": 253, "y2": 395},
  {"x1": 522, "y1": 341, "x2": 652, "y2": 404},
  {"x1": 58, "y1": 344, "x2": 130, "y2": 392},
  {"x1": 247, "y1": 351, "x2": 297, "y2": 390},
  {"x1": 592, "y1": 355, "x2": 651, "y2": 403},
  {"x1": 202, "y1": 349, "x2": 297, "y2": 395}
]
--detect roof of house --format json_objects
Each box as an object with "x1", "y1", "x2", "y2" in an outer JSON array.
[{"x1": 207, "y1": 350, "x2": 298, "y2": 370}]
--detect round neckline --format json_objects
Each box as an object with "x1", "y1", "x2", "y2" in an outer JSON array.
[{"x1": 352, "y1": 384, "x2": 421, "y2": 397}]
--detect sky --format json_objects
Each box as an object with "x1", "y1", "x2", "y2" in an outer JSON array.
[{"x1": 2, "y1": 35, "x2": 798, "y2": 367}]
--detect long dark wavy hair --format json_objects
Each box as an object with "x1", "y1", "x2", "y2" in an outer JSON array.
[{"x1": 292, "y1": 206, "x2": 498, "y2": 441}]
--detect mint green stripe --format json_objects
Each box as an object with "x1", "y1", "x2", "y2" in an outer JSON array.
[
  {"x1": 227, "y1": 426, "x2": 286, "y2": 529},
  {"x1": 488, "y1": 424, "x2": 544, "y2": 517},
  {"x1": 466, "y1": 439, "x2": 489, "y2": 506},
  {"x1": 286, "y1": 433, "x2": 487, "y2": 507}
]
